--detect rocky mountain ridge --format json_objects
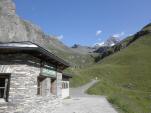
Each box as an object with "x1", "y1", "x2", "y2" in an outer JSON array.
[
  {"x1": 94, "y1": 37, "x2": 121, "y2": 47},
  {"x1": 71, "y1": 37, "x2": 121, "y2": 54}
]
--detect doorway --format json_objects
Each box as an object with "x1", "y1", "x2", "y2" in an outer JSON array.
[
  {"x1": 50, "y1": 79, "x2": 56, "y2": 95},
  {"x1": 37, "y1": 76, "x2": 46, "y2": 96}
]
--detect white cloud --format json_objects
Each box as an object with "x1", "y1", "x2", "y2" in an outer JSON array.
[
  {"x1": 57, "y1": 35, "x2": 64, "y2": 40},
  {"x1": 96, "y1": 30, "x2": 102, "y2": 36},
  {"x1": 113, "y1": 32, "x2": 125, "y2": 38}
]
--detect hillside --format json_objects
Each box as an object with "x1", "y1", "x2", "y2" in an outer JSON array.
[{"x1": 70, "y1": 25, "x2": 151, "y2": 113}]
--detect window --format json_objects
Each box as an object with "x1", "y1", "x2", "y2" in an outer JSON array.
[
  {"x1": 0, "y1": 74, "x2": 10, "y2": 102},
  {"x1": 66, "y1": 82, "x2": 68, "y2": 88},
  {"x1": 65, "y1": 82, "x2": 67, "y2": 88},
  {"x1": 62, "y1": 81, "x2": 69, "y2": 89}
]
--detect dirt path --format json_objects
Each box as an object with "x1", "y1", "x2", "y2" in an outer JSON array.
[
  {"x1": 70, "y1": 80, "x2": 99, "y2": 97},
  {"x1": 53, "y1": 80, "x2": 117, "y2": 113}
]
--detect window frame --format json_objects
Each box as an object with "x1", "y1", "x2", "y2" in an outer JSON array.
[{"x1": 0, "y1": 74, "x2": 11, "y2": 102}]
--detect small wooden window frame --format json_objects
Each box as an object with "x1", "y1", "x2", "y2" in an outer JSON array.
[{"x1": 0, "y1": 73, "x2": 11, "y2": 102}]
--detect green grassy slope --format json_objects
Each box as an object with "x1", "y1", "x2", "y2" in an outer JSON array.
[{"x1": 70, "y1": 32, "x2": 151, "y2": 113}]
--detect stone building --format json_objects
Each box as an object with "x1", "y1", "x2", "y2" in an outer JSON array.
[{"x1": 0, "y1": 41, "x2": 70, "y2": 113}]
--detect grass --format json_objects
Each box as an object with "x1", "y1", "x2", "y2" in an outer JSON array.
[{"x1": 70, "y1": 34, "x2": 151, "y2": 113}]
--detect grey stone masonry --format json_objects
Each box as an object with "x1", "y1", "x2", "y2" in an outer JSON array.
[{"x1": 0, "y1": 54, "x2": 63, "y2": 113}]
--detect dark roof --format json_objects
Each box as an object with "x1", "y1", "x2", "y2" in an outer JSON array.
[{"x1": 0, "y1": 41, "x2": 70, "y2": 69}]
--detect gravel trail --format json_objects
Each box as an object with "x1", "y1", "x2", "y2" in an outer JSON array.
[{"x1": 53, "y1": 80, "x2": 117, "y2": 113}]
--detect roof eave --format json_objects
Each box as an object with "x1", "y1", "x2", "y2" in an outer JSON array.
[{"x1": 0, "y1": 41, "x2": 70, "y2": 69}]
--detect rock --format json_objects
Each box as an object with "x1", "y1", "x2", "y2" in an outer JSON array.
[{"x1": 0, "y1": 0, "x2": 16, "y2": 16}]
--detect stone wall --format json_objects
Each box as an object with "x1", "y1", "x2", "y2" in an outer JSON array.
[{"x1": 0, "y1": 54, "x2": 62, "y2": 113}]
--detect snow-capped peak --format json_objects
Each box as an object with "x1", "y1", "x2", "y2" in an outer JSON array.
[
  {"x1": 94, "y1": 37, "x2": 120, "y2": 47},
  {"x1": 94, "y1": 42, "x2": 105, "y2": 47}
]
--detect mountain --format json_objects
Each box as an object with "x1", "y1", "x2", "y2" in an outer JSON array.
[
  {"x1": 105, "y1": 36, "x2": 121, "y2": 46},
  {"x1": 93, "y1": 27, "x2": 151, "y2": 63},
  {"x1": 71, "y1": 37, "x2": 121, "y2": 55},
  {"x1": 0, "y1": 0, "x2": 95, "y2": 67},
  {"x1": 93, "y1": 37, "x2": 121, "y2": 62},
  {"x1": 94, "y1": 37, "x2": 121, "y2": 48},
  {"x1": 94, "y1": 42, "x2": 105, "y2": 47},
  {"x1": 70, "y1": 23, "x2": 151, "y2": 113},
  {"x1": 71, "y1": 44, "x2": 95, "y2": 54}
]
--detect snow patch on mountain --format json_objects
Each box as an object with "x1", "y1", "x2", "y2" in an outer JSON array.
[{"x1": 95, "y1": 37, "x2": 121, "y2": 47}]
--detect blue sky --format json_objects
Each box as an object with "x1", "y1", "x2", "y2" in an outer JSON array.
[{"x1": 14, "y1": 0, "x2": 151, "y2": 46}]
